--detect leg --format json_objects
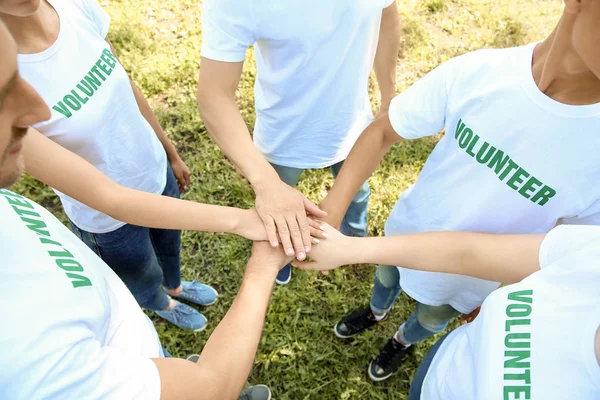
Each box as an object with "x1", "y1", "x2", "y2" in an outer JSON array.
[
  {"x1": 334, "y1": 265, "x2": 401, "y2": 338},
  {"x1": 269, "y1": 163, "x2": 305, "y2": 285},
  {"x1": 397, "y1": 302, "x2": 461, "y2": 345},
  {"x1": 331, "y1": 160, "x2": 370, "y2": 237},
  {"x1": 70, "y1": 220, "x2": 170, "y2": 311},
  {"x1": 370, "y1": 265, "x2": 402, "y2": 316},
  {"x1": 368, "y1": 302, "x2": 460, "y2": 382},
  {"x1": 150, "y1": 165, "x2": 182, "y2": 291},
  {"x1": 151, "y1": 165, "x2": 218, "y2": 306},
  {"x1": 407, "y1": 331, "x2": 453, "y2": 400},
  {"x1": 269, "y1": 163, "x2": 304, "y2": 187}
]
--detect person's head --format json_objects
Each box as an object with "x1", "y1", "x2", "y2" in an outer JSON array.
[
  {"x1": 563, "y1": 0, "x2": 600, "y2": 78},
  {"x1": 0, "y1": 0, "x2": 41, "y2": 17},
  {"x1": 0, "y1": 21, "x2": 49, "y2": 188}
]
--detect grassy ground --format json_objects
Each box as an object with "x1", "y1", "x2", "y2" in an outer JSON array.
[{"x1": 14, "y1": 1, "x2": 562, "y2": 398}]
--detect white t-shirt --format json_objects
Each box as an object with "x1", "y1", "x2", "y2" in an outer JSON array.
[
  {"x1": 18, "y1": 0, "x2": 168, "y2": 233},
  {"x1": 421, "y1": 225, "x2": 600, "y2": 399},
  {"x1": 385, "y1": 43, "x2": 600, "y2": 313},
  {"x1": 0, "y1": 189, "x2": 163, "y2": 399},
  {"x1": 201, "y1": 0, "x2": 394, "y2": 169}
]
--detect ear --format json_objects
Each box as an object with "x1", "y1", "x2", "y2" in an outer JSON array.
[{"x1": 564, "y1": 0, "x2": 583, "y2": 14}]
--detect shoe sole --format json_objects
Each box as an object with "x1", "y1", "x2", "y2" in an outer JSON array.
[
  {"x1": 367, "y1": 360, "x2": 394, "y2": 382},
  {"x1": 194, "y1": 323, "x2": 208, "y2": 333},
  {"x1": 275, "y1": 274, "x2": 291, "y2": 285},
  {"x1": 333, "y1": 322, "x2": 355, "y2": 339}
]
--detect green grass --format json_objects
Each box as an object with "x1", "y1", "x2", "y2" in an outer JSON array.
[{"x1": 13, "y1": 1, "x2": 562, "y2": 398}]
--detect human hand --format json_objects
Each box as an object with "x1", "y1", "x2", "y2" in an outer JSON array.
[
  {"x1": 247, "y1": 240, "x2": 295, "y2": 277},
  {"x1": 170, "y1": 156, "x2": 191, "y2": 193},
  {"x1": 236, "y1": 209, "x2": 326, "y2": 242},
  {"x1": 460, "y1": 306, "x2": 481, "y2": 325},
  {"x1": 292, "y1": 222, "x2": 352, "y2": 273},
  {"x1": 254, "y1": 179, "x2": 327, "y2": 260}
]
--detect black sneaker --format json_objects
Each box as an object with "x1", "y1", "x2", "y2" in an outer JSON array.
[
  {"x1": 333, "y1": 307, "x2": 387, "y2": 339},
  {"x1": 368, "y1": 338, "x2": 413, "y2": 382}
]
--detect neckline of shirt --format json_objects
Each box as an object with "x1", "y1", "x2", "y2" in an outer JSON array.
[
  {"x1": 519, "y1": 42, "x2": 600, "y2": 118},
  {"x1": 17, "y1": 0, "x2": 64, "y2": 64}
]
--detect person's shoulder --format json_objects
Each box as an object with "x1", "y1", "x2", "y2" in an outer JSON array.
[{"x1": 449, "y1": 44, "x2": 531, "y2": 73}]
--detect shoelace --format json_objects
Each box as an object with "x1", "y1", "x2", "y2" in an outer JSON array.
[
  {"x1": 345, "y1": 308, "x2": 375, "y2": 330},
  {"x1": 170, "y1": 303, "x2": 195, "y2": 322},
  {"x1": 376, "y1": 341, "x2": 405, "y2": 369}
]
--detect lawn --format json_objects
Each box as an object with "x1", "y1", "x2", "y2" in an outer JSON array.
[{"x1": 13, "y1": 1, "x2": 562, "y2": 399}]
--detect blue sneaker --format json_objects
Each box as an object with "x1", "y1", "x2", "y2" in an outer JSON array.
[
  {"x1": 239, "y1": 385, "x2": 272, "y2": 400},
  {"x1": 275, "y1": 264, "x2": 292, "y2": 285},
  {"x1": 155, "y1": 300, "x2": 207, "y2": 332},
  {"x1": 166, "y1": 280, "x2": 218, "y2": 306}
]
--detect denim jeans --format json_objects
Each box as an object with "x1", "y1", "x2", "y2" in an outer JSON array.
[
  {"x1": 370, "y1": 265, "x2": 460, "y2": 345},
  {"x1": 70, "y1": 165, "x2": 181, "y2": 311},
  {"x1": 271, "y1": 160, "x2": 370, "y2": 237},
  {"x1": 408, "y1": 331, "x2": 452, "y2": 400}
]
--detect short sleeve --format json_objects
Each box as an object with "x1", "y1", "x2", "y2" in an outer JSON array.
[
  {"x1": 538, "y1": 225, "x2": 600, "y2": 270},
  {"x1": 388, "y1": 57, "x2": 458, "y2": 140},
  {"x1": 75, "y1": 0, "x2": 111, "y2": 38},
  {"x1": 561, "y1": 198, "x2": 600, "y2": 226},
  {"x1": 201, "y1": 0, "x2": 256, "y2": 62}
]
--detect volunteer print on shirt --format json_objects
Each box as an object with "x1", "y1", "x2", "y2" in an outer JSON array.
[
  {"x1": 52, "y1": 48, "x2": 119, "y2": 119},
  {"x1": 453, "y1": 119, "x2": 556, "y2": 206}
]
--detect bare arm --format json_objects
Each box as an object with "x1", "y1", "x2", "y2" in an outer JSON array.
[
  {"x1": 320, "y1": 114, "x2": 403, "y2": 227},
  {"x1": 21, "y1": 128, "x2": 269, "y2": 240},
  {"x1": 153, "y1": 242, "x2": 289, "y2": 400},
  {"x1": 294, "y1": 224, "x2": 544, "y2": 284},
  {"x1": 107, "y1": 41, "x2": 190, "y2": 193},
  {"x1": 374, "y1": 1, "x2": 401, "y2": 114},
  {"x1": 197, "y1": 58, "x2": 326, "y2": 259}
]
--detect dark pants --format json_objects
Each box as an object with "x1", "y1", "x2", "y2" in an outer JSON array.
[
  {"x1": 70, "y1": 165, "x2": 181, "y2": 311},
  {"x1": 408, "y1": 331, "x2": 453, "y2": 400}
]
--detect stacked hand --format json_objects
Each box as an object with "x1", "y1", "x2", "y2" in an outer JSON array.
[
  {"x1": 292, "y1": 222, "x2": 351, "y2": 272},
  {"x1": 254, "y1": 179, "x2": 328, "y2": 260}
]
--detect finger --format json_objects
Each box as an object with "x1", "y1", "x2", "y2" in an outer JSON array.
[
  {"x1": 307, "y1": 218, "x2": 323, "y2": 230},
  {"x1": 303, "y1": 197, "x2": 328, "y2": 218},
  {"x1": 183, "y1": 168, "x2": 191, "y2": 186},
  {"x1": 310, "y1": 227, "x2": 323, "y2": 241},
  {"x1": 291, "y1": 260, "x2": 316, "y2": 270},
  {"x1": 274, "y1": 216, "x2": 295, "y2": 256},
  {"x1": 297, "y1": 213, "x2": 312, "y2": 254},
  {"x1": 263, "y1": 216, "x2": 279, "y2": 247},
  {"x1": 286, "y1": 214, "x2": 307, "y2": 260},
  {"x1": 320, "y1": 270, "x2": 330, "y2": 276}
]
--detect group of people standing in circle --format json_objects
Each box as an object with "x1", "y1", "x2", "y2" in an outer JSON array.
[{"x1": 0, "y1": 0, "x2": 598, "y2": 399}]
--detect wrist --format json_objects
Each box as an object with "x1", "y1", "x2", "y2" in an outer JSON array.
[
  {"x1": 244, "y1": 258, "x2": 280, "y2": 281},
  {"x1": 229, "y1": 208, "x2": 247, "y2": 236},
  {"x1": 248, "y1": 167, "x2": 281, "y2": 190}
]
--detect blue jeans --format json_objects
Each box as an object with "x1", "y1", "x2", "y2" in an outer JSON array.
[
  {"x1": 408, "y1": 331, "x2": 452, "y2": 400},
  {"x1": 70, "y1": 165, "x2": 181, "y2": 311},
  {"x1": 271, "y1": 160, "x2": 370, "y2": 237},
  {"x1": 370, "y1": 265, "x2": 460, "y2": 345}
]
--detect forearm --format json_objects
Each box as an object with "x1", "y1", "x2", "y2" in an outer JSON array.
[
  {"x1": 348, "y1": 232, "x2": 544, "y2": 284},
  {"x1": 199, "y1": 95, "x2": 279, "y2": 186},
  {"x1": 374, "y1": 2, "x2": 401, "y2": 110},
  {"x1": 321, "y1": 116, "x2": 398, "y2": 223},
  {"x1": 196, "y1": 264, "x2": 277, "y2": 399},
  {"x1": 130, "y1": 81, "x2": 179, "y2": 161},
  {"x1": 22, "y1": 129, "x2": 249, "y2": 235}
]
